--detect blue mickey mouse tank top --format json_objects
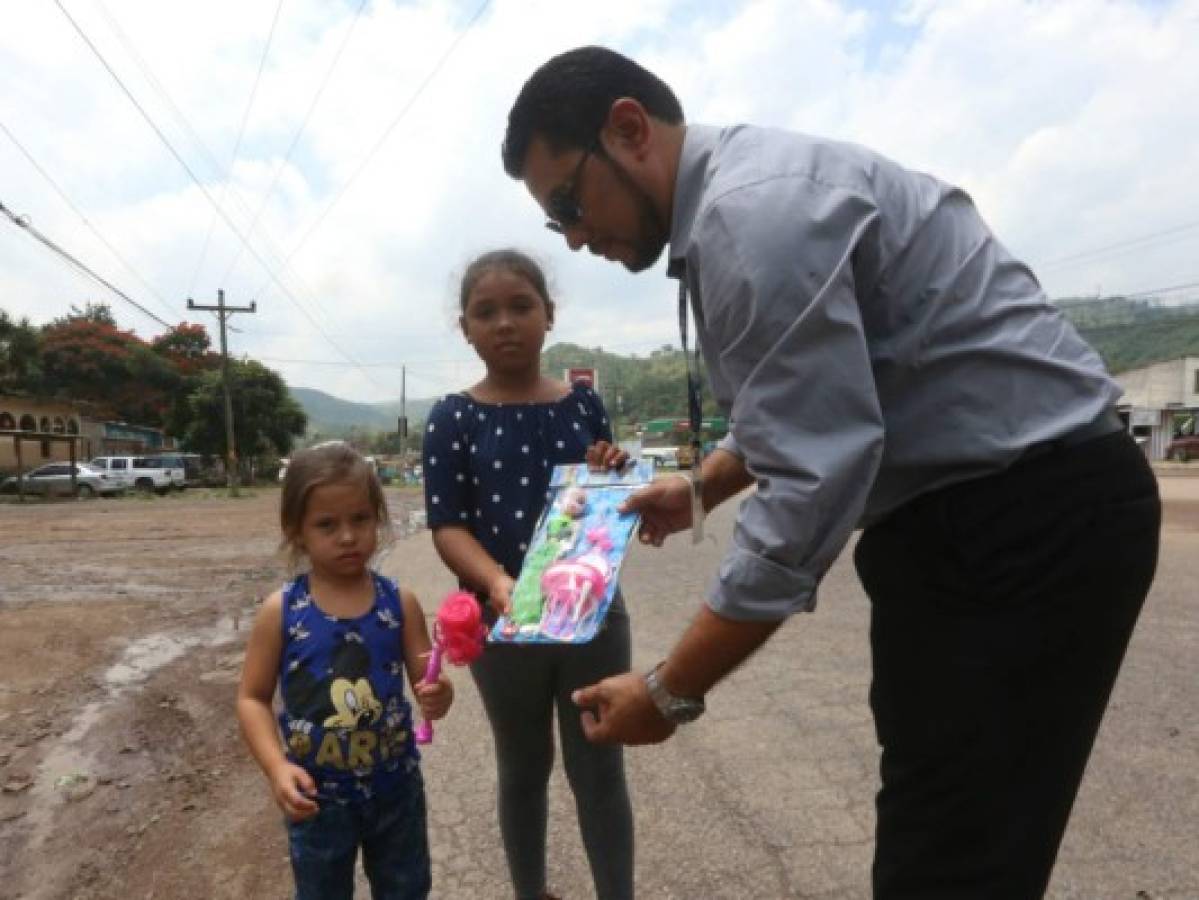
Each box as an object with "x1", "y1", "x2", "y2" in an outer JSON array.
[{"x1": 277, "y1": 572, "x2": 420, "y2": 804}]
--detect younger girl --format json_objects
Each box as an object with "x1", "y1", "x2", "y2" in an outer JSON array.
[
  {"x1": 238, "y1": 442, "x2": 453, "y2": 900},
  {"x1": 424, "y1": 249, "x2": 634, "y2": 900}
]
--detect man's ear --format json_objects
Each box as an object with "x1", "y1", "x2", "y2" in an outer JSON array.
[
  {"x1": 459, "y1": 315, "x2": 470, "y2": 342},
  {"x1": 604, "y1": 98, "x2": 653, "y2": 159}
]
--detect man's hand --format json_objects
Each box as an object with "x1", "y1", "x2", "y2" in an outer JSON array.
[
  {"x1": 269, "y1": 760, "x2": 320, "y2": 822},
  {"x1": 586, "y1": 439, "x2": 630, "y2": 471},
  {"x1": 619, "y1": 475, "x2": 693, "y2": 546},
  {"x1": 572, "y1": 671, "x2": 677, "y2": 745}
]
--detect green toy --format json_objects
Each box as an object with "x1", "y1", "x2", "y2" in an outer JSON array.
[{"x1": 509, "y1": 512, "x2": 576, "y2": 625}]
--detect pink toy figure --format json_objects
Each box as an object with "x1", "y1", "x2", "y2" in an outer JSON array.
[
  {"x1": 415, "y1": 590, "x2": 485, "y2": 744},
  {"x1": 561, "y1": 486, "x2": 587, "y2": 518},
  {"x1": 539, "y1": 551, "x2": 612, "y2": 640}
]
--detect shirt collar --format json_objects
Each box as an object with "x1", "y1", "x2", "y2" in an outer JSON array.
[{"x1": 667, "y1": 124, "x2": 721, "y2": 279}]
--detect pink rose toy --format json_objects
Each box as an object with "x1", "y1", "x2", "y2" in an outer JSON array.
[{"x1": 415, "y1": 590, "x2": 486, "y2": 744}]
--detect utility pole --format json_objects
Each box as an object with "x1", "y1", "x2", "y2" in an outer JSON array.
[
  {"x1": 187, "y1": 290, "x2": 256, "y2": 495},
  {"x1": 398, "y1": 364, "x2": 408, "y2": 468}
]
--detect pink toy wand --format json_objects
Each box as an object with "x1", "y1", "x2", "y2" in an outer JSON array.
[{"x1": 415, "y1": 590, "x2": 485, "y2": 744}]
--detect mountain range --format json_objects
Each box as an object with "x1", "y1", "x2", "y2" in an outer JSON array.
[
  {"x1": 290, "y1": 300, "x2": 1199, "y2": 433},
  {"x1": 289, "y1": 386, "x2": 435, "y2": 435}
]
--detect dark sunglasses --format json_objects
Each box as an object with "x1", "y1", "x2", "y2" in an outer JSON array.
[{"x1": 544, "y1": 139, "x2": 599, "y2": 234}]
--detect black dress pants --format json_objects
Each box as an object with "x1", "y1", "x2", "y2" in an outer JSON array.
[{"x1": 854, "y1": 431, "x2": 1160, "y2": 899}]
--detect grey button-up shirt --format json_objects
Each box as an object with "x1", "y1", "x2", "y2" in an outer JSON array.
[{"x1": 668, "y1": 124, "x2": 1121, "y2": 622}]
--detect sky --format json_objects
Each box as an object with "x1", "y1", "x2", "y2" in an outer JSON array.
[{"x1": 1, "y1": 0, "x2": 1197, "y2": 404}]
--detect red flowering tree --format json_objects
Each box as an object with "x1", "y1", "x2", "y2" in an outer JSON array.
[
  {"x1": 151, "y1": 323, "x2": 221, "y2": 376},
  {"x1": 39, "y1": 304, "x2": 179, "y2": 425}
]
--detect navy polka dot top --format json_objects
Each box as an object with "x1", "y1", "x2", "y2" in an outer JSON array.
[{"x1": 422, "y1": 382, "x2": 613, "y2": 586}]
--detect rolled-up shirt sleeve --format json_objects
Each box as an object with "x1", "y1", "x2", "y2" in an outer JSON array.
[{"x1": 688, "y1": 176, "x2": 886, "y2": 621}]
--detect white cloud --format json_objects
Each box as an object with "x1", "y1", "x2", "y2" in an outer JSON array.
[{"x1": 2, "y1": 0, "x2": 1197, "y2": 404}]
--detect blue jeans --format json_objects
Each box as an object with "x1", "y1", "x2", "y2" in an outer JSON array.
[{"x1": 286, "y1": 773, "x2": 431, "y2": 900}]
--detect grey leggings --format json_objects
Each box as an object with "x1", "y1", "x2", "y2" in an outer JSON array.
[{"x1": 470, "y1": 596, "x2": 634, "y2": 900}]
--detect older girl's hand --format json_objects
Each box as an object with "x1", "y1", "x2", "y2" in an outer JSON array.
[
  {"x1": 486, "y1": 571, "x2": 515, "y2": 617},
  {"x1": 587, "y1": 440, "x2": 629, "y2": 471}
]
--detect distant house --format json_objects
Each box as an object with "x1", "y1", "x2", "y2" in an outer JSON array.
[
  {"x1": 0, "y1": 393, "x2": 87, "y2": 472},
  {"x1": 1113, "y1": 356, "x2": 1199, "y2": 459},
  {"x1": 0, "y1": 392, "x2": 175, "y2": 475}
]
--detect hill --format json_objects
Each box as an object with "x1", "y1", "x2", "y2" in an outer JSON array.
[
  {"x1": 541, "y1": 341, "x2": 714, "y2": 426},
  {"x1": 290, "y1": 302, "x2": 1199, "y2": 438},
  {"x1": 1058, "y1": 297, "x2": 1199, "y2": 373},
  {"x1": 289, "y1": 386, "x2": 434, "y2": 434},
  {"x1": 1076, "y1": 316, "x2": 1199, "y2": 374}
]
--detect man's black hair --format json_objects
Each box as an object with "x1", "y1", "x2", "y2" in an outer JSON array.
[{"x1": 502, "y1": 46, "x2": 684, "y2": 178}]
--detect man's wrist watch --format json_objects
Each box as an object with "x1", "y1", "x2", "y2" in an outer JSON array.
[{"x1": 645, "y1": 663, "x2": 705, "y2": 724}]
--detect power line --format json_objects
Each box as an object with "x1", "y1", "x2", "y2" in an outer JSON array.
[
  {"x1": 187, "y1": 0, "x2": 284, "y2": 296},
  {"x1": 1036, "y1": 219, "x2": 1199, "y2": 271},
  {"x1": 0, "y1": 118, "x2": 178, "y2": 323},
  {"x1": 53, "y1": 0, "x2": 389, "y2": 394},
  {"x1": 72, "y1": 0, "x2": 352, "y2": 358},
  {"x1": 1121, "y1": 279, "x2": 1199, "y2": 299},
  {"x1": 0, "y1": 198, "x2": 175, "y2": 329},
  {"x1": 254, "y1": 0, "x2": 492, "y2": 299},
  {"x1": 219, "y1": 0, "x2": 369, "y2": 286},
  {"x1": 257, "y1": 356, "x2": 409, "y2": 369},
  {"x1": 84, "y1": 0, "x2": 307, "y2": 302},
  {"x1": 1056, "y1": 279, "x2": 1199, "y2": 306}
]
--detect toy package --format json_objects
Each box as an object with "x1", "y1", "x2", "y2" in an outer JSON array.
[{"x1": 490, "y1": 460, "x2": 654, "y2": 644}]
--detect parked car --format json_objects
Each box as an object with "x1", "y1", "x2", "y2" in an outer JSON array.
[
  {"x1": 639, "y1": 446, "x2": 679, "y2": 469},
  {"x1": 138, "y1": 454, "x2": 192, "y2": 490},
  {"x1": 1165, "y1": 434, "x2": 1199, "y2": 462},
  {"x1": 0, "y1": 462, "x2": 123, "y2": 498},
  {"x1": 88, "y1": 455, "x2": 177, "y2": 494}
]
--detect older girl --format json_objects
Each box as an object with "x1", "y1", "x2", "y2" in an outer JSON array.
[{"x1": 423, "y1": 250, "x2": 633, "y2": 900}]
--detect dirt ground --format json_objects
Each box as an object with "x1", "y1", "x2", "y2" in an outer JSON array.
[
  {"x1": 0, "y1": 472, "x2": 1196, "y2": 900},
  {"x1": 0, "y1": 486, "x2": 426, "y2": 900}
]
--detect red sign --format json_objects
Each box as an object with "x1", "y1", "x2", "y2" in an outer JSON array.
[{"x1": 564, "y1": 367, "x2": 598, "y2": 391}]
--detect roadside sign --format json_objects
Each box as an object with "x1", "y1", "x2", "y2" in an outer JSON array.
[{"x1": 564, "y1": 367, "x2": 598, "y2": 390}]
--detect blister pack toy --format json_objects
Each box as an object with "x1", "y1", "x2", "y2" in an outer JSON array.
[{"x1": 490, "y1": 460, "x2": 654, "y2": 644}]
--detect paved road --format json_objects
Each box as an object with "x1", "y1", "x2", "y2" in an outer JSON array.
[{"x1": 384, "y1": 476, "x2": 1198, "y2": 899}]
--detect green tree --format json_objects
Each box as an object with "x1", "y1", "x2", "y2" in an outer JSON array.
[
  {"x1": 0, "y1": 309, "x2": 42, "y2": 391},
  {"x1": 541, "y1": 341, "x2": 715, "y2": 438},
  {"x1": 53, "y1": 301, "x2": 117, "y2": 327},
  {"x1": 180, "y1": 359, "x2": 307, "y2": 460},
  {"x1": 153, "y1": 323, "x2": 221, "y2": 439}
]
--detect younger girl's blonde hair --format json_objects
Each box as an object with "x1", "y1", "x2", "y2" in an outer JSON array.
[{"x1": 278, "y1": 441, "x2": 392, "y2": 570}]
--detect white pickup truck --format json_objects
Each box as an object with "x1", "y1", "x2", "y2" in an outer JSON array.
[{"x1": 88, "y1": 455, "x2": 180, "y2": 494}]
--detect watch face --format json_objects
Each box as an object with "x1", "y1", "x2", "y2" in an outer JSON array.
[
  {"x1": 665, "y1": 698, "x2": 704, "y2": 724},
  {"x1": 647, "y1": 667, "x2": 705, "y2": 724}
]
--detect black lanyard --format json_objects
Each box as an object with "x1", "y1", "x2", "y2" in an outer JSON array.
[{"x1": 677, "y1": 279, "x2": 706, "y2": 543}]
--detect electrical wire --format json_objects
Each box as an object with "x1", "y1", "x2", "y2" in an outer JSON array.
[
  {"x1": 218, "y1": 0, "x2": 369, "y2": 286},
  {"x1": 0, "y1": 198, "x2": 175, "y2": 329},
  {"x1": 253, "y1": 0, "x2": 492, "y2": 299},
  {"x1": 53, "y1": 0, "x2": 390, "y2": 394},
  {"x1": 187, "y1": 0, "x2": 285, "y2": 297},
  {"x1": 0, "y1": 118, "x2": 178, "y2": 323},
  {"x1": 75, "y1": 0, "x2": 350, "y2": 354},
  {"x1": 1036, "y1": 219, "x2": 1199, "y2": 271}
]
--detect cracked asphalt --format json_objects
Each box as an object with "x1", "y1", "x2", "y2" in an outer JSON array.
[{"x1": 390, "y1": 474, "x2": 1198, "y2": 900}]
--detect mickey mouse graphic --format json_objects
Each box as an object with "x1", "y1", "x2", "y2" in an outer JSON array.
[{"x1": 283, "y1": 630, "x2": 382, "y2": 760}]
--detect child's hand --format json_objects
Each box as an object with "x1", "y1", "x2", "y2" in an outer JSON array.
[
  {"x1": 269, "y1": 761, "x2": 320, "y2": 822},
  {"x1": 486, "y1": 572, "x2": 516, "y2": 617},
  {"x1": 415, "y1": 673, "x2": 454, "y2": 722},
  {"x1": 586, "y1": 440, "x2": 629, "y2": 471}
]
